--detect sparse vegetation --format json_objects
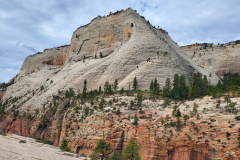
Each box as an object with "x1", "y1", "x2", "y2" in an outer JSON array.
[{"x1": 60, "y1": 139, "x2": 71, "y2": 152}]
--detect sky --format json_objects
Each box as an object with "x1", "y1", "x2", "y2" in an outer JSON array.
[{"x1": 0, "y1": 0, "x2": 240, "y2": 83}]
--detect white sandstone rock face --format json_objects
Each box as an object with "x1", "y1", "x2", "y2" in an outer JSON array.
[
  {"x1": 2, "y1": 8, "x2": 218, "y2": 110},
  {"x1": 181, "y1": 42, "x2": 240, "y2": 78},
  {"x1": 0, "y1": 134, "x2": 90, "y2": 160}
]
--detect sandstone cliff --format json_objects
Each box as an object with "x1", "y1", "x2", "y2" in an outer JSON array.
[
  {"x1": 1, "y1": 93, "x2": 240, "y2": 160},
  {"x1": 181, "y1": 41, "x2": 240, "y2": 77}
]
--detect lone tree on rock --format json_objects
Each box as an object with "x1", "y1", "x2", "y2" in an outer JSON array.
[
  {"x1": 133, "y1": 114, "x2": 138, "y2": 126},
  {"x1": 82, "y1": 79, "x2": 87, "y2": 98},
  {"x1": 133, "y1": 76, "x2": 138, "y2": 90},
  {"x1": 183, "y1": 115, "x2": 190, "y2": 122},
  {"x1": 95, "y1": 139, "x2": 111, "y2": 160},
  {"x1": 60, "y1": 139, "x2": 71, "y2": 152},
  {"x1": 113, "y1": 79, "x2": 118, "y2": 91},
  {"x1": 123, "y1": 139, "x2": 141, "y2": 160}
]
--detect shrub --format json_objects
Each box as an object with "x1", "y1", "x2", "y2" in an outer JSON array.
[
  {"x1": 133, "y1": 114, "x2": 138, "y2": 126},
  {"x1": 116, "y1": 108, "x2": 121, "y2": 115},
  {"x1": 60, "y1": 139, "x2": 71, "y2": 152},
  {"x1": 226, "y1": 132, "x2": 231, "y2": 137}
]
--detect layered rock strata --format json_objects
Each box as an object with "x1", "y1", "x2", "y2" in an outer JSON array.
[{"x1": 181, "y1": 41, "x2": 240, "y2": 78}]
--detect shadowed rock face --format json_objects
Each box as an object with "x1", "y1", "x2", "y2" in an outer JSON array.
[
  {"x1": 181, "y1": 41, "x2": 240, "y2": 78},
  {"x1": 20, "y1": 45, "x2": 70, "y2": 75}
]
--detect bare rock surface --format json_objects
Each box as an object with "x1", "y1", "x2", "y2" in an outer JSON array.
[
  {"x1": 0, "y1": 134, "x2": 89, "y2": 160},
  {"x1": 181, "y1": 41, "x2": 240, "y2": 77}
]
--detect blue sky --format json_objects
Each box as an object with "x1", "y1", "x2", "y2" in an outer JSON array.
[{"x1": 0, "y1": 0, "x2": 240, "y2": 83}]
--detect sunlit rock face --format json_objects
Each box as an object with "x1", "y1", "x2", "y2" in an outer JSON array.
[{"x1": 181, "y1": 41, "x2": 240, "y2": 78}]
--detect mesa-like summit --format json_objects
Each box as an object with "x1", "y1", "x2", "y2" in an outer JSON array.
[{"x1": 1, "y1": 8, "x2": 240, "y2": 160}]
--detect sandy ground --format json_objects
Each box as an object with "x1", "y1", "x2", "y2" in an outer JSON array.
[{"x1": 0, "y1": 134, "x2": 89, "y2": 160}]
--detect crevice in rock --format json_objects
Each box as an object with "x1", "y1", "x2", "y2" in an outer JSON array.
[
  {"x1": 115, "y1": 130, "x2": 124, "y2": 156},
  {"x1": 6, "y1": 118, "x2": 16, "y2": 133},
  {"x1": 77, "y1": 39, "x2": 90, "y2": 55}
]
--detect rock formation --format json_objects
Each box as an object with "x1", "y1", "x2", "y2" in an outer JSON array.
[
  {"x1": 1, "y1": 94, "x2": 240, "y2": 160},
  {"x1": 2, "y1": 8, "x2": 239, "y2": 160},
  {"x1": 181, "y1": 41, "x2": 240, "y2": 78},
  {"x1": 0, "y1": 134, "x2": 90, "y2": 160},
  {"x1": 1, "y1": 8, "x2": 218, "y2": 110}
]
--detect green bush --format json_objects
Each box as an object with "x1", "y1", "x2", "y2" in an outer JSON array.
[{"x1": 60, "y1": 139, "x2": 71, "y2": 152}]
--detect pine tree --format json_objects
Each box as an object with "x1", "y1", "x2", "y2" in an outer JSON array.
[
  {"x1": 113, "y1": 79, "x2": 118, "y2": 91},
  {"x1": 173, "y1": 74, "x2": 179, "y2": 91},
  {"x1": 130, "y1": 100, "x2": 134, "y2": 108},
  {"x1": 82, "y1": 80, "x2": 87, "y2": 98},
  {"x1": 104, "y1": 81, "x2": 109, "y2": 93},
  {"x1": 107, "y1": 85, "x2": 113, "y2": 94},
  {"x1": 188, "y1": 86, "x2": 192, "y2": 99},
  {"x1": 99, "y1": 86, "x2": 102, "y2": 93},
  {"x1": 100, "y1": 52, "x2": 103, "y2": 58},
  {"x1": 60, "y1": 139, "x2": 71, "y2": 152},
  {"x1": 110, "y1": 150, "x2": 120, "y2": 160},
  {"x1": 165, "y1": 78, "x2": 171, "y2": 96},
  {"x1": 119, "y1": 88, "x2": 124, "y2": 94},
  {"x1": 161, "y1": 119, "x2": 164, "y2": 125},
  {"x1": 95, "y1": 139, "x2": 111, "y2": 160},
  {"x1": 150, "y1": 80, "x2": 153, "y2": 91},
  {"x1": 176, "y1": 118, "x2": 181, "y2": 131},
  {"x1": 183, "y1": 115, "x2": 189, "y2": 122},
  {"x1": 137, "y1": 93, "x2": 143, "y2": 106},
  {"x1": 116, "y1": 108, "x2": 121, "y2": 115},
  {"x1": 123, "y1": 139, "x2": 141, "y2": 160},
  {"x1": 217, "y1": 80, "x2": 222, "y2": 89},
  {"x1": 133, "y1": 114, "x2": 138, "y2": 126},
  {"x1": 154, "y1": 78, "x2": 158, "y2": 91},
  {"x1": 203, "y1": 75, "x2": 208, "y2": 95},
  {"x1": 179, "y1": 75, "x2": 188, "y2": 99},
  {"x1": 193, "y1": 105, "x2": 198, "y2": 114},
  {"x1": 133, "y1": 76, "x2": 138, "y2": 90}
]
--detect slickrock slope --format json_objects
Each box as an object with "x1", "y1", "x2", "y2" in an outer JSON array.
[
  {"x1": 1, "y1": 8, "x2": 218, "y2": 109},
  {"x1": 0, "y1": 134, "x2": 90, "y2": 160},
  {"x1": 181, "y1": 41, "x2": 240, "y2": 77}
]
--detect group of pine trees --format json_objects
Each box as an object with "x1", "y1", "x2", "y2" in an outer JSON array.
[
  {"x1": 76, "y1": 72, "x2": 240, "y2": 101},
  {"x1": 92, "y1": 138, "x2": 141, "y2": 160},
  {"x1": 162, "y1": 73, "x2": 209, "y2": 100},
  {"x1": 150, "y1": 78, "x2": 160, "y2": 94}
]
